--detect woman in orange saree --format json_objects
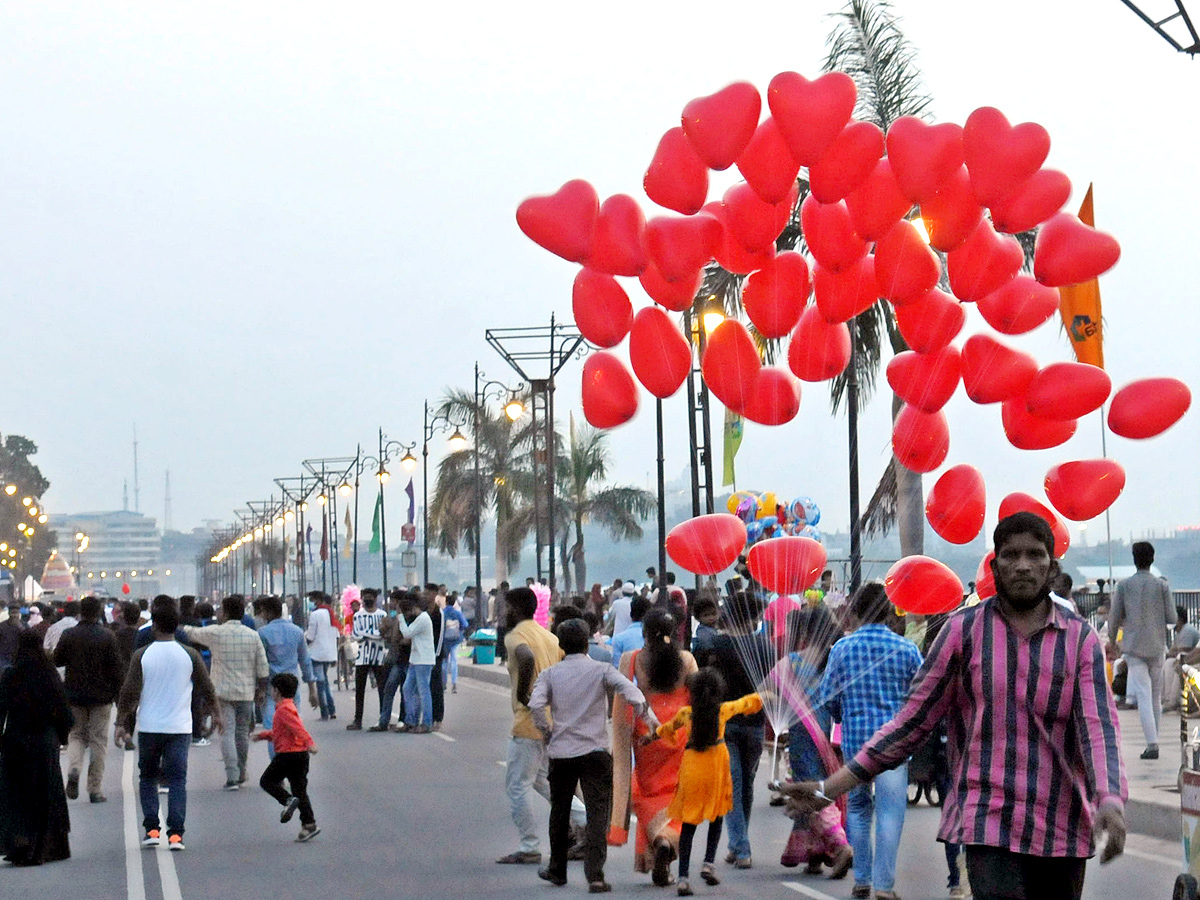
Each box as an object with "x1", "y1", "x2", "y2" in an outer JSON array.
[{"x1": 610, "y1": 608, "x2": 697, "y2": 885}]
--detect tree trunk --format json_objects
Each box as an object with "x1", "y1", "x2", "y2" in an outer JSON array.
[
  {"x1": 892, "y1": 392, "x2": 925, "y2": 557},
  {"x1": 572, "y1": 516, "x2": 586, "y2": 595},
  {"x1": 494, "y1": 516, "x2": 509, "y2": 587}
]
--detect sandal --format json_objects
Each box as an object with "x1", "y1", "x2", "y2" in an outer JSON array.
[
  {"x1": 677, "y1": 880, "x2": 693, "y2": 897},
  {"x1": 700, "y1": 863, "x2": 719, "y2": 886}
]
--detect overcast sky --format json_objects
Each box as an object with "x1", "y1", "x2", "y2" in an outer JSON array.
[{"x1": 2, "y1": 1, "x2": 1197, "y2": 547}]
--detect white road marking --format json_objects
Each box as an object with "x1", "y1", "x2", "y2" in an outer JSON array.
[
  {"x1": 1123, "y1": 845, "x2": 1179, "y2": 868},
  {"x1": 782, "y1": 881, "x2": 841, "y2": 900},
  {"x1": 155, "y1": 792, "x2": 185, "y2": 900},
  {"x1": 433, "y1": 731, "x2": 457, "y2": 743},
  {"x1": 121, "y1": 750, "x2": 146, "y2": 900}
]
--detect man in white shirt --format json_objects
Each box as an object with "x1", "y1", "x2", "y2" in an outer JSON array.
[
  {"x1": 1050, "y1": 572, "x2": 1079, "y2": 614},
  {"x1": 397, "y1": 592, "x2": 435, "y2": 733},
  {"x1": 606, "y1": 583, "x2": 636, "y2": 637},
  {"x1": 43, "y1": 600, "x2": 80, "y2": 656}
]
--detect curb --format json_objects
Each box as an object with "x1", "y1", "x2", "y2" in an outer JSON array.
[{"x1": 461, "y1": 661, "x2": 511, "y2": 689}]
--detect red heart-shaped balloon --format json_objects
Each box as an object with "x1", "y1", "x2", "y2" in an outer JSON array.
[
  {"x1": 886, "y1": 346, "x2": 961, "y2": 413},
  {"x1": 808, "y1": 121, "x2": 885, "y2": 204},
  {"x1": 1034, "y1": 213, "x2": 1121, "y2": 287},
  {"x1": 741, "y1": 367, "x2": 802, "y2": 426},
  {"x1": 975, "y1": 552, "x2": 996, "y2": 599},
  {"x1": 682, "y1": 81, "x2": 762, "y2": 171},
  {"x1": 925, "y1": 465, "x2": 986, "y2": 545},
  {"x1": 516, "y1": 179, "x2": 599, "y2": 263},
  {"x1": 581, "y1": 352, "x2": 639, "y2": 428},
  {"x1": 1025, "y1": 362, "x2": 1112, "y2": 421},
  {"x1": 989, "y1": 169, "x2": 1071, "y2": 235},
  {"x1": 976, "y1": 276, "x2": 1060, "y2": 335},
  {"x1": 767, "y1": 71, "x2": 856, "y2": 165},
  {"x1": 1001, "y1": 396, "x2": 1077, "y2": 450},
  {"x1": 646, "y1": 214, "x2": 721, "y2": 283},
  {"x1": 701, "y1": 319, "x2": 761, "y2": 413},
  {"x1": 667, "y1": 513, "x2": 748, "y2": 576},
  {"x1": 700, "y1": 202, "x2": 775, "y2": 275},
  {"x1": 963, "y1": 107, "x2": 1051, "y2": 208},
  {"x1": 638, "y1": 260, "x2": 702, "y2": 312},
  {"x1": 572, "y1": 269, "x2": 633, "y2": 348},
  {"x1": 723, "y1": 181, "x2": 796, "y2": 252},
  {"x1": 787, "y1": 305, "x2": 851, "y2": 382},
  {"x1": 885, "y1": 556, "x2": 964, "y2": 615},
  {"x1": 742, "y1": 252, "x2": 810, "y2": 338},
  {"x1": 644, "y1": 127, "x2": 710, "y2": 215},
  {"x1": 585, "y1": 194, "x2": 647, "y2": 277},
  {"x1": 747, "y1": 536, "x2": 828, "y2": 594},
  {"x1": 892, "y1": 404, "x2": 950, "y2": 473},
  {"x1": 885, "y1": 117, "x2": 964, "y2": 203},
  {"x1": 998, "y1": 491, "x2": 1071, "y2": 557},
  {"x1": 874, "y1": 218, "x2": 941, "y2": 305},
  {"x1": 946, "y1": 218, "x2": 1024, "y2": 302},
  {"x1": 846, "y1": 158, "x2": 912, "y2": 241},
  {"x1": 1108, "y1": 377, "x2": 1192, "y2": 440},
  {"x1": 917, "y1": 166, "x2": 983, "y2": 253},
  {"x1": 1044, "y1": 459, "x2": 1126, "y2": 521},
  {"x1": 801, "y1": 194, "x2": 868, "y2": 273},
  {"x1": 893, "y1": 288, "x2": 965, "y2": 353},
  {"x1": 813, "y1": 255, "x2": 878, "y2": 323},
  {"x1": 736, "y1": 117, "x2": 801, "y2": 205},
  {"x1": 629, "y1": 307, "x2": 692, "y2": 399},
  {"x1": 960, "y1": 334, "x2": 1038, "y2": 404}
]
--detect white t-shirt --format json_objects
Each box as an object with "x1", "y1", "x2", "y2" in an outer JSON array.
[
  {"x1": 305, "y1": 607, "x2": 339, "y2": 663},
  {"x1": 137, "y1": 641, "x2": 195, "y2": 734},
  {"x1": 609, "y1": 597, "x2": 633, "y2": 636}
]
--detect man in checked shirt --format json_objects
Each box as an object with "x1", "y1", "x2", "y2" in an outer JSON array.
[{"x1": 785, "y1": 512, "x2": 1127, "y2": 900}]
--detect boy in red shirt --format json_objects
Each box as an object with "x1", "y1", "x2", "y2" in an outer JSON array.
[{"x1": 252, "y1": 673, "x2": 320, "y2": 841}]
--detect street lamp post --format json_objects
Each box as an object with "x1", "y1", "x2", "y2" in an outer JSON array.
[
  {"x1": 361, "y1": 431, "x2": 415, "y2": 595},
  {"x1": 472, "y1": 363, "x2": 521, "y2": 627},
  {"x1": 423, "y1": 400, "x2": 468, "y2": 586}
]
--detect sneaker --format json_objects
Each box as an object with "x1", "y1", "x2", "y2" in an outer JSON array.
[
  {"x1": 538, "y1": 868, "x2": 568, "y2": 886},
  {"x1": 723, "y1": 851, "x2": 737, "y2": 864},
  {"x1": 66, "y1": 771, "x2": 80, "y2": 800},
  {"x1": 389, "y1": 724, "x2": 408, "y2": 733},
  {"x1": 874, "y1": 891, "x2": 901, "y2": 900},
  {"x1": 296, "y1": 825, "x2": 321, "y2": 843},
  {"x1": 451, "y1": 685, "x2": 457, "y2": 693},
  {"x1": 158, "y1": 785, "x2": 169, "y2": 794},
  {"x1": 651, "y1": 839, "x2": 673, "y2": 886},
  {"x1": 828, "y1": 845, "x2": 854, "y2": 880},
  {"x1": 141, "y1": 829, "x2": 161, "y2": 848},
  {"x1": 700, "y1": 863, "x2": 719, "y2": 886},
  {"x1": 588, "y1": 882, "x2": 612, "y2": 894},
  {"x1": 734, "y1": 855, "x2": 752, "y2": 869},
  {"x1": 432, "y1": 722, "x2": 442, "y2": 732},
  {"x1": 1141, "y1": 746, "x2": 1160, "y2": 760},
  {"x1": 168, "y1": 834, "x2": 185, "y2": 851},
  {"x1": 851, "y1": 886, "x2": 872, "y2": 900},
  {"x1": 192, "y1": 737, "x2": 210, "y2": 747},
  {"x1": 367, "y1": 724, "x2": 389, "y2": 732},
  {"x1": 677, "y1": 880, "x2": 693, "y2": 897},
  {"x1": 224, "y1": 781, "x2": 240, "y2": 791},
  {"x1": 281, "y1": 796, "x2": 300, "y2": 823},
  {"x1": 345, "y1": 722, "x2": 362, "y2": 731},
  {"x1": 496, "y1": 851, "x2": 542, "y2": 865},
  {"x1": 238, "y1": 766, "x2": 247, "y2": 785},
  {"x1": 89, "y1": 793, "x2": 107, "y2": 803},
  {"x1": 948, "y1": 886, "x2": 968, "y2": 900}
]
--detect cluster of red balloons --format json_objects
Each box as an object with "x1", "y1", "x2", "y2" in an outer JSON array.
[{"x1": 518, "y1": 71, "x2": 1191, "y2": 607}]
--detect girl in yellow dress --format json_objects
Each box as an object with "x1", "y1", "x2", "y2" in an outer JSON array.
[{"x1": 647, "y1": 668, "x2": 763, "y2": 896}]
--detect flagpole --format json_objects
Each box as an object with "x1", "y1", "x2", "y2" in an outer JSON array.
[
  {"x1": 353, "y1": 444, "x2": 361, "y2": 583},
  {"x1": 379, "y1": 427, "x2": 390, "y2": 596},
  {"x1": 1101, "y1": 406, "x2": 1114, "y2": 589}
]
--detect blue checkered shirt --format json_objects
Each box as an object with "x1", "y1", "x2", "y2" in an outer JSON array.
[{"x1": 818, "y1": 623, "x2": 923, "y2": 759}]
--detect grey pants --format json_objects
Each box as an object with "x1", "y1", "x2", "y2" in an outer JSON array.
[{"x1": 219, "y1": 699, "x2": 255, "y2": 783}]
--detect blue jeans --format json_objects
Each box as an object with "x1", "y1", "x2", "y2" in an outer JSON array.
[
  {"x1": 443, "y1": 640, "x2": 462, "y2": 687},
  {"x1": 378, "y1": 663, "x2": 406, "y2": 727},
  {"x1": 313, "y1": 661, "x2": 336, "y2": 719},
  {"x1": 724, "y1": 719, "x2": 763, "y2": 860},
  {"x1": 847, "y1": 762, "x2": 909, "y2": 891},
  {"x1": 506, "y1": 737, "x2": 586, "y2": 853},
  {"x1": 139, "y1": 732, "x2": 189, "y2": 836},
  {"x1": 402, "y1": 663, "x2": 433, "y2": 727},
  {"x1": 262, "y1": 691, "x2": 277, "y2": 759}
]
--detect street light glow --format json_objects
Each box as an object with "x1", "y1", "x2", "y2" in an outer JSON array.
[
  {"x1": 400, "y1": 451, "x2": 417, "y2": 473},
  {"x1": 338, "y1": 481, "x2": 353, "y2": 497},
  {"x1": 377, "y1": 466, "x2": 390, "y2": 484},
  {"x1": 3, "y1": 485, "x2": 15, "y2": 495},
  {"x1": 505, "y1": 398, "x2": 525, "y2": 421},
  {"x1": 448, "y1": 429, "x2": 468, "y2": 452},
  {"x1": 21, "y1": 497, "x2": 32, "y2": 507}
]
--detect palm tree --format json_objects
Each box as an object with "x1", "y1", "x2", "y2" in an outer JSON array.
[
  {"x1": 428, "y1": 389, "x2": 534, "y2": 585},
  {"x1": 550, "y1": 419, "x2": 655, "y2": 594}
]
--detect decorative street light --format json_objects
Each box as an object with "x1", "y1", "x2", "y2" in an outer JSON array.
[
  {"x1": 1119, "y1": 1, "x2": 1198, "y2": 54},
  {"x1": 423, "y1": 401, "x2": 469, "y2": 586},
  {"x1": 360, "y1": 431, "x2": 415, "y2": 595}
]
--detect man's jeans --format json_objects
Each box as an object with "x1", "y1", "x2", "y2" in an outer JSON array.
[
  {"x1": 403, "y1": 663, "x2": 433, "y2": 727},
  {"x1": 506, "y1": 737, "x2": 586, "y2": 853},
  {"x1": 67, "y1": 703, "x2": 112, "y2": 794},
  {"x1": 378, "y1": 663, "x2": 407, "y2": 727},
  {"x1": 219, "y1": 699, "x2": 255, "y2": 783},
  {"x1": 139, "y1": 732, "x2": 189, "y2": 836},
  {"x1": 724, "y1": 719, "x2": 763, "y2": 860},
  {"x1": 847, "y1": 762, "x2": 909, "y2": 891},
  {"x1": 313, "y1": 661, "x2": 336, "y2": 719},
  {"x1": 1126, "y1": 654, "x2": 1164, "y2": 745}
]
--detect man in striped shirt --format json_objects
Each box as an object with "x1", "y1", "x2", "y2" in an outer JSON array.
[{"x1": 785, "y1": 512, "x2": 1127, "y2": 900}]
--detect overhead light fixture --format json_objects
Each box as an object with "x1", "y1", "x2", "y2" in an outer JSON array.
[
  {"x1": 505, "y1": 398, "x2": 525, "y2": 421},
  {"x1": 448, "y1": 429, "x2": 468, "y2": 452},
  {"x1": 377, "y1": 466, "x2": 390, "y2": 484},
  {"x1": 338, "y1": 481, "x2": 353, "y2": 497},
  {"x1": 400, "y1": 451, "x2": 417, "y2": 473}
]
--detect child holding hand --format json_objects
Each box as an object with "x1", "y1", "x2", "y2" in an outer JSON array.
[{"x1": 253, "y1": 673, "x2": 320, "y2": 842}]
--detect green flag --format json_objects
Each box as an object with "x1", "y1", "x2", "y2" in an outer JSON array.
[
  {"x1": 368, "y1": 492, "x2": 383, "y2": 554},
  {"x1": 722, "y1": 408, "x2": 743, "y2": 488}
]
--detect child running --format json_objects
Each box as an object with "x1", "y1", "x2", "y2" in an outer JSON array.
[
  {"x1": 252, "y1": 673, "x2": 320, "y2": 842},
  {"x1": 646, "y1": 668, "x2": 762, "y2": 896}
]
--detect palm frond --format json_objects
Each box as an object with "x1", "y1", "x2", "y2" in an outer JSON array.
[{"x1": 860, "y1": 457, "x2": 898, "y2": 538}]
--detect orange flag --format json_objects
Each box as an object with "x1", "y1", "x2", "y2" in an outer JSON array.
[{"x1": 1056, "y1": 184, "x2": 1104, "y2": 369}]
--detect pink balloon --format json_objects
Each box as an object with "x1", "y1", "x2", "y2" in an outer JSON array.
[
  {"x1": 742, "y1": 252, "x2": 810, "y2": 339},
  {"x1": 629, "y1": 307, "x2": 691, "y2": 399},
  {"x1": 892, "y1": 405, "x2": 950, "y2": 473},
  {"x1": 741, "y1": 368, "x2": 802, "y2": 426},
  {"x1": 747, "y1": 536, "x2": 828, "y2": 594},
  {"x1": 666, "y1": 514, "x2": 748, "y2": 576},
  {"x1": 885, "y1": 117, "x2": 964, "y2": 203},
  {"x1": 925, "y1": 465, "x2": 986, "y2": 545},
  {"x1": 874, "y1": 218, "x2": 941, "y2": 305},
  {"x1": 787, "y1": 305, "x2": 851, "y2": 382},
  {"x1": 682, "y1": 81, "x2": 761, "y2": 171},
  {"x1": 960, "y1": 334, "x2": 1038, "y2": 404},
  {"x1": 1044, "y1": 459, "x2": 1127, "y2": 522},
  {"x1": 886, "y1": 346, "x2": 961, "y2": 413},
  {"x1": 646, "y1": 214, "x2": 721, "y2": 283},
  {"x1": 846, "y1": 158, "x2": 912, "y2": 241},
  {"x1": 976, "y1": 276, "x2": 1060, "y2": 335},
  {"x1": 1024, "y1": 362, "x2": 1112, "y2": 421},
  {"x1": 885, "y1": 556, "x2": 963, "y2": 615},
  {"x1": 581, "y1": 352, "x2": 639, "y2": 429},
  {"x1": 808, "y1": 121, "x2": 885, "y2": 204},
  {"x1": 989, "y1": 169, "x2": 1071, "y2": 235},
  {"x1": 767, "y1": 71, "x2": 856, "y2": 166},
  {"x1": 585, "y1": 193, "x2": 647, "y2": 277},
  {"x1": 962, "y1": 107, "x2": 1050, "y2": 208},
  {"x1": 918, "y1": 165, "x2": 983, "y2": 253},
  {"x1": 801, "y1": 195, "x2": 868, "y2": 273},
  {"x1": 946, "y1": 218, "x2": 1024, "y2": 303},
  {"x1": 1034, "y1": 213, "x2": 1121, "y2": 287},
  {"x1": 1108, "y1": 378, "x2": 1192, "y2": 440},
  {"x1": 736, "y1": 117, "x2": 801, "y2": 205},
  {"x1": 813, "y1": 256, "x2": 878, "y2": 324},
  {"x1": 893, "y1": 288, "x2": 965, "y2": 353},
  {"x1": 516, "y1": 179, "x2": 599, "y2": 263},
  {"x1": 644, "y1": 127, "x2": 709, "y2": 215},
  {"x1": 572, "y1": 268, "x2": 632, "y2": 348}
]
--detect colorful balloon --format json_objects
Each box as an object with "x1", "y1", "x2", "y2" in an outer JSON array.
[
  {"x1": 1034, "y1": 213, "x2": 1121, "y2": 287},
  {"x1": 727, "y1": 491, "x2": 757, "y2": 518},
  {"x1": 644, "y1": 127, "x2": 709, "y2": 215},
  {"x1": 808, "y1": 120, "x2": 885, "y2": 204},
  {"x1": 917, "y1": 165, "x2": 983, "y2": 253},
  {"x1": 736, "y1": 117, "x2": 801, "y2": 205},
  {"x1": 962, "y1": 107, "x2": 1051, "y2": 208},
  {"x1": 885, "y1": 346, "x2": 961, "y2": 413},
  {"x1": 976, "y1": 276, "x2": 1060, "y2": 335},
  {"x1": 1108, "y1": 378, "x2": 1192, "y2": 439},
  {"x1": 638, "y1": 260, "x2": 702, "y2": 312},
  {"x1": 925, "y1": 465, "x2": 986, "y2": 545},
  {"x1": 960, "y1": 335, "x2": 1038, "y2": 404},
  {"x1": 585, "y1": 193, "x2": 647, "y2": 277},
  {"x1": 629, "y1": 307, "x2": 691, "y2": 399},
  {"x1": 1044, "y1": 459, "x2": 1127, "y2": 521},
  {"x1": 946, "y1": 217, "x2": 1024, "y2": 303},
  {"x1": 701, "y1": 319, "x2": 761, "y2": 413},
  {"x1": 767, "y1": 71, "x2": 856, "y2": 165},
  {"x1": 572, "y1": 269, "x2": 633, "y2": 348},
  {"x1": 874, "y1": 218, "x2": 941, "y2": 305},
  {"x1": 666, "y1": 513, "x2": 748, "y2": 575},
  {"x1": 645, "y1": 214, "x2": 721, "y2": 283},
  {"x1": 989, "y1": 169, "x2": 1071, "y2": 235},
  {"x1": 846, "y1": 158, "x2": 912, "y2": 241},
  {"x1": 789, "y1": 497, "x2": 821, "y2": 527},
  {"x1": 1001, "y1": 397, "x2": 1077, "y2": 451},
  {"x1": 516, "y1": 179, "x2": 599, "y2": 263},
  {"x1": 681, "y1": 81, "x2": 761, "y2": 171},
  {"x1": 581, "y1": 352, "x2": 639, "y2": 428},
  {"x1": 742, "y1": 252, "x2": 811, "y2": 339},
  {"x1": 800, "y1": 195, "x2": 868, "y2": 273},
  {"x1": 1024, "y1": 362, "x2": 1112, "y2": 421},
  {"x1": 893, "y1": 288, "x2": 965, "y2": 353},
  {"x1": 885, "y1": 117, "x2": 964, "y2": 203},
  {"x1": 747, "y1": 536, "x2": 829, "y2": 594},
  {"x1": 892, "y1": 405, "x2": 950, "y2": 473},
  {"x1": 885, "y1": 556, "x2": 964, "y2": 615},
  {"x1": 998, "y1": 492, "x2": 1071, "y2": 558},
  {"x1": 787, "y1": 306, "x2": 851, "y2": 382},
  {"x1": 813, "y1": 255, "x2": 877, "y2": 324}
]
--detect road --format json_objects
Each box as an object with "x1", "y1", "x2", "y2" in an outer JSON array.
[{"x1": 5, "y1": 677, "x2": 1185, "y2": 900}]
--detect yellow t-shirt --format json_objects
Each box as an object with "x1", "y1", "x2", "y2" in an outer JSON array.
[{"x1": 505, "y1": 618, "x2": 563, "y2": 740}]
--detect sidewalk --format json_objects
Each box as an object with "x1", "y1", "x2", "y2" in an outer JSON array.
[{"x1": 460, "y1": 657, "x2": 1183, "y2": 841}]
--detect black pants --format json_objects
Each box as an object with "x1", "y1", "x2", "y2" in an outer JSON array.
[
  {"x1": 431, "y1": 656, "x2": 445, "y2": 723},
  {"x1": 259, "y1": 751, "x2": 315, "y2": 826},
  {"x1": 965, "y1": 846, "x2": 1086, "y2": 900},
  {"x1": 354, "y1": 664, "x2": 388, "y2": 725},
  {"x1": 678, "y1": 818, "x2": 723, "y2": 879},
  {"x1": 548, "y1": 750, "x2": 612, "y2": 884}
]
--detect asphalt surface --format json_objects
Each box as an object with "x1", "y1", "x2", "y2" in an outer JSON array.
[{"x1": 3, "y1": 677, "x2": 1186, "y2": 900}]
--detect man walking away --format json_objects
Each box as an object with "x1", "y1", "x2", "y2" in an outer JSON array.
[
  {"x1": 54, "y1": 596, "x2": 124, "y2": 803},
  {"x1": 396, "y1": 592, "x2": 435, "y2": 733},
  {"x1": 43, "y1": 600, "x2": 79, "y2": 657},
  {"x1": 0, "y1": 602, "x2": 26, "y2": 673},
  {"x1": 1109, "y1": 541, "x2": 1176, "y2": 759},
  {"x1": 304, "y1": 592, "x2": 340, "y2": 721},
  {"x1": 346, "y1": 588, "x2": 388, "y2": 731},
  {"x1": 116, "y1": 598, "x2": 219, "y2": 851},
  {"x1": 257, "y1": 596, "x2": 316, "y2": 757}
]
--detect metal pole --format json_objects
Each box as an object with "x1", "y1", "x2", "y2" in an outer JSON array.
[
  {"x1": 697, "y1": 325, "x2": 715, "y2": 516},
  {"x1": 379, "y1": 428, "x2": 389, "y2": 595},
  {"x1": 423, "y1": 402, "x2": 431, "y2": 586},
  {"x1": 1101, "y1": 406, "x2": 1114, "y2": 588},
  {"x1": 684, "y1": 311, "x2": 702, "y2": 521},
  {"x1": 353, "y1": 444, "x2": 361, "y2": 583},
  {"x1": 656, "y1": 397, "x2": 668, "y2": 599},
  {"x1": 848, "y1": 317, "x2": 863, "y2": 596},
  {"x1": 547, "y1": 372, "x2": 557, "y2": 594},
  {"x1": 530, "y1": 380, "x2": 543, "y2": 582},
  {"x1": 474, "y1": 364, "x2": 484, "y2": 623}
]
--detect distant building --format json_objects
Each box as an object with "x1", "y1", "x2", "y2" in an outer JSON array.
[{"x1": 46, "y1": 511, "x2": 163, "y2": 596}]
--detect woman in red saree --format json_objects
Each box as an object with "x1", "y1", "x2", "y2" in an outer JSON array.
[{"x1": 610, "y1": 608, "x2": 697, "y2": 885}]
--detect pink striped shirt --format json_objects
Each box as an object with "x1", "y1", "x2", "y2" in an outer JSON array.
[{"x1": 848, "y1": 598, "x2": 1127, "y2": 858}]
